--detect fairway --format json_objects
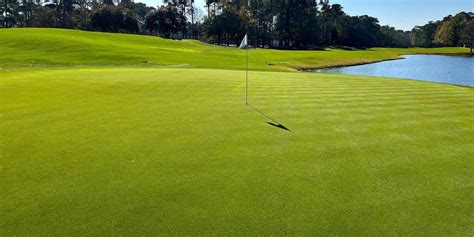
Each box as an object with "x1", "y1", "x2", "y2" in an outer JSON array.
[
  {"x1": 0, "y1": 28, "x2": 469, "y2": 71},
  {"x1": 1, "y1": 68, "x2": 473, "y2": 235}
]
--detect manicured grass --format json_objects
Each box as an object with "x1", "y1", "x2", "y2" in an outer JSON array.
[
  {"x1": 1, "y1": 68, "x2": 473, "y2": 235},
  {"x1": 0, "y1": 28, "x2": 469, "y2": 71},
  {"x1": 0, "y1": 29, "x2": 473, "y2": 235}
]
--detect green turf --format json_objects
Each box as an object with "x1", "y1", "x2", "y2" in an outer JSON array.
[
  {"x1": 0, "y1": 29, "x2": 473, "y2": 235},
  {"x1": 0, "y1": 28, "x2": 469, "y2": 71}
]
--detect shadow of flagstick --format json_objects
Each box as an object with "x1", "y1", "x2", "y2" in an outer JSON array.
[{"x1": 247, "y1": 104, "x2": 291, "y2": 132}]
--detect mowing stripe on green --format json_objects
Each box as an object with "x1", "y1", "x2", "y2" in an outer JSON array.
[{"x1": 1, "y1": 68, "x2": 472, "y2": 235}]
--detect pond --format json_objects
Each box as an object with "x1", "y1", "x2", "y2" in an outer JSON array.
[{"x1": 316, "y1": 55, "x2": 474, "y2": 87}]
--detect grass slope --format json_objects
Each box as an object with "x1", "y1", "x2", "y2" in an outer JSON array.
[
  {"x1": 0, "y1": 29, "x2": 473, "y2": 235},
  {"x1": 0, "y1": 28, "x2": 470, "y2": 71}
]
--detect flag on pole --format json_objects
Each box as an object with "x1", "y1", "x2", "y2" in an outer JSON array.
[
  {"x1": 240, "y1": 33, "x2": 249, "y2": 104},
  {"x1": 239, "y1": 34, "x2": 248, "y2": 49}
]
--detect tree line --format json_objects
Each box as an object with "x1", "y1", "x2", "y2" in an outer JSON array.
[
  {"x1": 412, "y1": 12, "x2": 473, "y2": 52},
  {"x1": 1, "y1": 0, "x2": 473, "y2": 51}
]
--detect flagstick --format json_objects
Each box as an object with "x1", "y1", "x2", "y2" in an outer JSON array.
[
  {"x1": 246, "y1": 0, "x2": 249, "y2": 105},
  {"x1": 246, "y1": 46, "x2": 248, "y2": 105}
]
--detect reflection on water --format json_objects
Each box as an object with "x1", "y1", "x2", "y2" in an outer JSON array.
[{"x1": 316, "y1": 55, "x2": 474, "y2": 87}]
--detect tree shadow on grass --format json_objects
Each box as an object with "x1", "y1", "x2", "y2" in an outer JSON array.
[
  {"x1": 329, "y1": 46, "x2": 371, "y2": 51},
  {"x1": 247, "y1": 104, "x2": 291, "y2": 132}
]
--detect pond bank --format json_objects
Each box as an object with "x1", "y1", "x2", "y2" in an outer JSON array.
[
  {"x1": 312, "y1": 54, "x2": 474, "y2": 87},
  {"x1": 298, "y1": 52, "x2": 473, "y2": 72}
]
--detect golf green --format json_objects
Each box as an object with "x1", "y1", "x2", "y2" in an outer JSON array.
[{"x1": 1, "y1": 68, "x2": 473, "y2": 235}]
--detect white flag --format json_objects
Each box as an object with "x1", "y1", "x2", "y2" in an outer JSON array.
[{"x1": 239, "y1": 34, "x2": 248, "y2": 49}]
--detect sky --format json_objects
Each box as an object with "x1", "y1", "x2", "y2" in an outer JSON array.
[{"x1": 138, "y1": 0, "x2": 474, "y2": 31}]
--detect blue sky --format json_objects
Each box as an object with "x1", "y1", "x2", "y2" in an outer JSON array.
[{"x1": 138, "y1": 0, "x2": 474, "y2": 31}]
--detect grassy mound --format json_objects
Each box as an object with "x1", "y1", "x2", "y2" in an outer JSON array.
[{"x1": 0, "y1": 28, "x2": 469, "y2": 71}]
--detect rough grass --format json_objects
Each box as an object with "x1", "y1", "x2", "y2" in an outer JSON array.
[
  {"x1": 0, "y1": 28, "x2": 469, "y2": 71},
  {"x1": 0, "y1": 29, "x2": 473, "y2": 235}
]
